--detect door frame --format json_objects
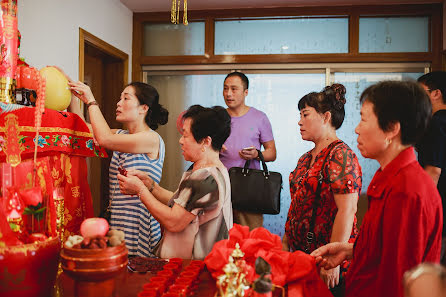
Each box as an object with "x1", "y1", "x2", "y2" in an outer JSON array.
[{"x1": 79, "y1": 28, "x2": 129, "y2": 85}]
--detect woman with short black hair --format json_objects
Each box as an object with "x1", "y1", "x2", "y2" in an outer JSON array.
[
  {"x1": 118, "y1": 105, "x2": 233, "y2": 259},
  {"x1": 312, "y1": 80, "x2": 442, "y2": 297}
]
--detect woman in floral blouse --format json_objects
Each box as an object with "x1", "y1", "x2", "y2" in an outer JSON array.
[{"x1": 283, "y1": 84, "x2": 362, "y2": 292}]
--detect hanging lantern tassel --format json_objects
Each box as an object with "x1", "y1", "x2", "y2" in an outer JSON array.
[{"x1": 171, "y1": 0, "x2": 188, "y2": 25}]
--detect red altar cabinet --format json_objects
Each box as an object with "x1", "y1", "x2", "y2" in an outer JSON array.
[
  {"x1": 0, "y1": 106, "x2": 106, "y2": 297},
  {"x1": 0, "y1": 106, "x2": 106, "y2": 240}
]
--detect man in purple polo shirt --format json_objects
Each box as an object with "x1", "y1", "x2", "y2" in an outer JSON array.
[{"x1": 220, "y1": 71, "x2": 277, "y2": 230}]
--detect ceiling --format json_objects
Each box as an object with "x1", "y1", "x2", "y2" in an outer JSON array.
[{"x1": 120, "y1": 0, "x2": 442, "y2": 13}]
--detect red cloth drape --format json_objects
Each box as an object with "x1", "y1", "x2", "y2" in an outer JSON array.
[
  {"x1": 205, "y1": 224, "x2": 332, "y2": 297},
  {"x1": 0, "y1": 107, "x2": 107, "y2": 242}
]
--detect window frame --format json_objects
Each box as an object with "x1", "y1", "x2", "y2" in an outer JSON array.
[{"x1": 132, "y1": 4, "x2": 442, "y2": 81}]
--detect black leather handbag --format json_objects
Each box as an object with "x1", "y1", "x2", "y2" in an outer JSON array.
[{"x1": 228, "y1": 150, "x2": 282, "y2": 215}]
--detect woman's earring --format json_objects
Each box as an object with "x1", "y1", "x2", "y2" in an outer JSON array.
[
  {"x1": 386, "y1": 138, "x2": 392, "y2": 145},
  {"x1": 201, "y1": 147, "x2": 206, "y2": 152}
]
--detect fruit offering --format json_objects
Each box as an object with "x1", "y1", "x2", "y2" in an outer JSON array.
[
  {"x1": 80, "y1": 217, "x2": 109, "y2": 238},
  {"x1": 64, "y1": 235, "x2": 83, "y2": 248},
  {"x1": 107, "y1": 229, "x2": 125, "y2": 246},
  {"x1": 64, "y1": 228, "x2": 125, "y2": 249},
  {"x1": 79, "y1": 236, "x2": 108, "y2": 249}
]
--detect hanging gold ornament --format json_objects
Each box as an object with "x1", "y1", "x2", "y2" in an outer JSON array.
[
  {"x1": 170, "y1": 0, "x2": 176, "y2": 24},
  {"x1": 171, "y1": 0, "x2": 188, "y2": 25},
  {"x1": 183, "y1": 0, "x2": 188, "y2": 25}
]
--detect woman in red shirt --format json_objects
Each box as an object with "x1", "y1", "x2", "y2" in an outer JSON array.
[
  {"x1": 283, "y1": 84, "x2": 362, "y2": 291},
  {"x1": 311, "y1": 81, "x2": 443, "y2": 297}
]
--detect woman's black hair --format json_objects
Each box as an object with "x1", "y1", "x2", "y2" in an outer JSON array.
[
  {"x1": 128, "y1": 82, "x2": 169, "y2": 130},
  {"x1": 360, "y1": 80, "x2": 432, "y2": 145},
  {"x1": 182, "y1": 105, "x2": 231, "y2": 151},
  {"x1": 298, "y1": 83, "x2": 347, "y2": 130}
]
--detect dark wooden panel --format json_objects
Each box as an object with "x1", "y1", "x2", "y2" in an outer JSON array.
[
  {"x1": 140, "y1": 52, "x2": 433, "y2": 65},
  {"x1": 134, "y1": 4, "x2": 440, "y2": 21}
]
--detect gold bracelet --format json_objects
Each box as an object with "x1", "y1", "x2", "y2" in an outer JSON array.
[
  {"x1": 86, "y1": 101, "x2": 99, "y2": 109},
  {"x1": 148, "y1": 179, "x2": 156, "y2": 192}
]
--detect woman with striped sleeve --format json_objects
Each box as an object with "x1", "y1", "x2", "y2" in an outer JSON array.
[{"x1": 68, "y1": 80, "x2": 168, "y2": 257}]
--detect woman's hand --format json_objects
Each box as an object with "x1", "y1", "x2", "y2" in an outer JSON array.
[
  {"x1": 310, "y1": 242, "x2": 353, "y2": 270},
  {"x1": 68, "y1": 81, "x2": 95, "y2": 105},
  {"x1": 320, "y1": 266, "x2": 340, "y2": 289},
  {"x1": 126, "y1": 169, "x2": 154, "y2": 190},
  {"x1": 117, "y1": 174, "x2": 145, "y2": 196}
]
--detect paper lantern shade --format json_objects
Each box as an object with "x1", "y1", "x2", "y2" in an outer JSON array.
[{"x1": 39, "y1": 66, "x2": 71, "y2": 111}]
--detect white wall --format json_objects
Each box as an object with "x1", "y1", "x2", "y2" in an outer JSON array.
[{"x1": 18, "y1": 0, "x2": 133, "y2": 81}]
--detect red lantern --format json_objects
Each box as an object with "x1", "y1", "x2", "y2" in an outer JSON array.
[{"x1": 17, "y1": 65, "x2": 39, "y2": 91}]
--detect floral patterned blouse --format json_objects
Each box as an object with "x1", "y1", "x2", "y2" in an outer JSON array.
[{"x1": 285, "y1": 140, "x2": 362, "y2": 253}]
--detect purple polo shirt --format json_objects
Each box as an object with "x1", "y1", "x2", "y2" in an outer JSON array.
[{"x1": 220, "y1": 107, "x2": 274, "y2": 170}]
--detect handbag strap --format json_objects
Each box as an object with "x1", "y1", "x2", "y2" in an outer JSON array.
[
  {"x1": 305, "y1": 144, "x2": 337, "y2": 253},
  {"x1": 242, "y1": 150, "x2": 269, "y2": 176}
]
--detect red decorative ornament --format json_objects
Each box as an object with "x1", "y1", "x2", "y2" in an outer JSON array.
[
  {"x1": 0, "y1": 202, "x2": 22, "y2": 245},
  {"x1": 16, "y1": 65, "x2": 39, "y2": 91},
  {"x1": 19, "y1": 186, "x2": 42, "y2": 207},
  {"x1": 4, "y1": 187, "x2": 24, "y2": 220},
  {"x1": 0, "y1": 0, "x2": 18, "y2": 79},
  {"x1": 0, "y1": 0, "x2": 18, "y2": 104}
]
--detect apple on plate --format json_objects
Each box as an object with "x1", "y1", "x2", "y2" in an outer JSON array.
[{"x1": 80, "y1": 218, "x2": 109, "y2": 238}]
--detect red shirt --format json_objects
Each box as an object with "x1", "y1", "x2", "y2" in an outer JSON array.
[
  {"x1": 285, "y1": 140, "x2": 362, "y2": 252},
  {"x1": 346, "y1": 147, "x2": 443, "y2": 297}
]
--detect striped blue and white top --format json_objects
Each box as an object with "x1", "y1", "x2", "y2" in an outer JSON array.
[{"x1": 108, "y1": 129, "x2": 165, "y2": 257}]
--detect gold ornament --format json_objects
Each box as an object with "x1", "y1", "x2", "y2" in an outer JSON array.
[
  {"x1": 215, "y1": 243, "x2": 285, "y2": 297},
  {"x1": 171, "y1": 0, "x2": 188, "y2": 25},
  {"x1": 0, "y1": 77, "x2": 16, "y2": 104},
  {"x1": 216, "y1": 243, "x2": 250, "y2": 297}
]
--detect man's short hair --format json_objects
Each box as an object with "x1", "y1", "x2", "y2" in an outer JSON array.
[
  {"x1": 418, "y1": 71, "x2": 446, "y2": 104},
  {"x1": 224, "y1": 71, "x2": 249, "y2": 90}
]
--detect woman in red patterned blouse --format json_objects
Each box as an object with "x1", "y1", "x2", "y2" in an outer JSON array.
[{"x1": 283, "y1": 84, "x2": 362, "y2": 291}]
